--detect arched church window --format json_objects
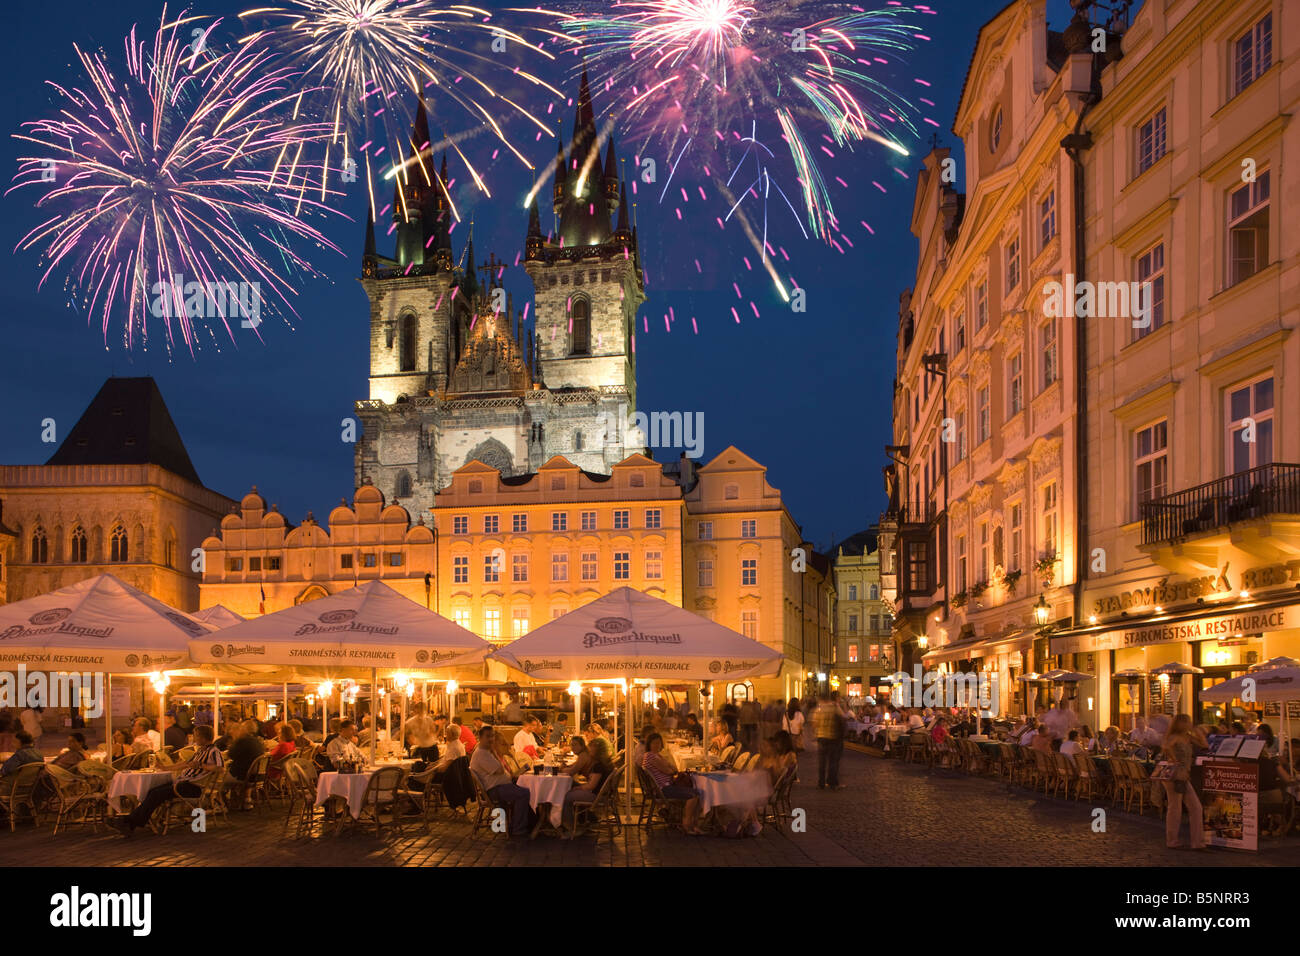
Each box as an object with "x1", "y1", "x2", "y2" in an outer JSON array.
[
  {"x1": 31, "y1": 528, "x2": 48, "y2": 564},
  {"x1": 570, "y1": 298, "x2": 590, "y2": 355},
  {"x1": 396, "y1": 472, "x2": 412, "y2": 499},
  {"x1": 575, "y1": 431, "x2": 584, "y2": 452},
  {"x1": 399, "y1": 313, "x2": 418, "y2": 372},
  {"x1": 70, "y1": 526, "x2": 87, "y2": 563},
  {"x1": 110, "y1": 525, "x2": 128, "y2": 563}
]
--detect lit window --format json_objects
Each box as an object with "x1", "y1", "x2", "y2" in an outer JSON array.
[
  {"x1": 849, "y1": 643, "x2": 859, "y2": 664},
  {"x1": 453, "y1": 608, "x2": 471, "y2": 631},
  {"x1": 697, "y1": 559, "x2": 714, "y2": 588},
  {"x1": 581, "y1": 551, "x2": 598, "y2": 581},
  {"x1": 512, "y1": 609, "x2": 529, "y2": 638},
  {"x1": 484, "y1": 608, "x2": 500, "y2": 641},
  {"x1": 551, "y1": 552, "x2": 568, "y2": 582},
  {"x1": 453, "y1": 555, "x2": 468, "y2": 583},
  {"x1": 1227, "y1": 376, "x2": 1274, "y2": 473},
  {"x1": 645, "y1": 550, "x2": 662, "y2": 580}
]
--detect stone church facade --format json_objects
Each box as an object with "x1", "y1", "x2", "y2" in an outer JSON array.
[{"x1": 354, "y1": 71, "x2": 644, "y2": 509}]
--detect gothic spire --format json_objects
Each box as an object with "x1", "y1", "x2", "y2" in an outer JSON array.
[
  {"x1": 556, "y1": 65, "x2": 611, "y2": 248},
  {"x1": 362, "y1": 202, "x2": 378, "y2": 276}
]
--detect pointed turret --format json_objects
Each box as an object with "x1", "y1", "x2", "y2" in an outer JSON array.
[
  {"x1": 603, "y1": 132, "x2": 620, "y2": 213},
  {"x1": 461, "y1": 230, "x2": 479, "y2": 301},
  {"x1": 614, "y1": 181, "x2": 631, "y2": 240},
  {"x1": 362, "y1": 203, "x2": 378, "y2": 277},
  {"x1": 432, "y1": 152, "x2": 453, "y2": 270},
  {"x1": 556, "y1": 65, "x2": 611, "y2": 248}
]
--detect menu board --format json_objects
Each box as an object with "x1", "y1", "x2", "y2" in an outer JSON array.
[{"x1": 1195, "y1": 758, "x2": 1259, "y2": 851}]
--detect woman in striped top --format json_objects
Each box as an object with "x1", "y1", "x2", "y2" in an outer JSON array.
[{"x1": 642, "y1": 733, "x2": 702, "y2": 834}]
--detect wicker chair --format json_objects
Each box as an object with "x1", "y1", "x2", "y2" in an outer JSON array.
[
  {"x1": 396, "y1": 766, "x2": 446, "y2": 832},
  {"x1": 635, "y1": 764, "x2": 686, "y2": 829},
  {"x1": 572, "y1": 769, "x2": 624, "y2": 840},
  {"x1": 731, "y1": 752, "x2": 753, "y2": 772},
  {"x1": 1073, "y1": 753, "x2": 1105, "y2": 802},
  {"x1": 156, "y1": 769, "x2": 227, "y2": 835},
  {"x1": 0, "y1": 763, "x2": 45, "y2": 830},
  {"x1": 45, "y1": 765, "x2": 107, "y2": 834},
  {"x1": 1050, "y1": 752, "x2": 1078, "y2": 798},
  {"x1": 343, "y1": 766, "x2": 407, "y2": 837},
  {"x1": 762, "y1": 766, "x2": 798, "y2": 830},
  {"x1": 469, "y1": 769, "x2": 509, "y2": 837},
  {"x1": 281, "y1": 760, "x2": 323, "y2": 839},
  {"x1": 904, "y1": 732, "x2": 930, "y2": 765}
]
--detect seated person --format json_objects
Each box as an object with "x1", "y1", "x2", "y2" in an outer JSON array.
[
  {"x1": 224, "y1": 720, "x2": 267, "y2": 806},
  {"x1": 114, "y1": 725, "x2": 224, "y2": 835},
  {"x1": 468, "y1": 728, "x2": 536, "y2": 837},
  {"x1": 758, "y1": 732, "x2": 798, "y2": 785},
  {"x1": 1098, "y1": 726, "x2": 1123, "y2": 754},
  {"x1": 707, "y1": 719, "x2": 734, "y2": 755},
  {"x1": 130, "y1": 718, "x2": 158, "y2": 754},
  {"x1": 549, "y1": 713, "x2": 570, "y2": 745},
  {"x1": 430, "y1": 724, "x2": 467, "y2": 775},
  {"x1": 641, "y1": 733, "x2": 702, "y2": 835},
  {"x1": 513, "y1": 716, "x2": 545, "y2": 761},
  {"x1": 109, "y1": 730, "x2": 131, "y2": 761},
  {"x1": 681, "y1": 714, "x2": 705, "y2": 741},
  {"x1": 1060, "y1": 729, "x2": 1083, "y2": 756},
  {"x1": 906, "y1": 709, "x2": 925, "y2": 731},
  {"x1": 562, "y1": 736, "x2": 594, "y2": 777},
  {"x1": 561, "y1": 737, "x2": 614, "y2": 834},
  {"x1": 930, "y1": 717, "x2": 951, "y2": 746},
  {"x1": 1029, "y1": 725, "x2": 1056, "y2": 755},
  {"x1": 162, "y1": 714, "x2": 188, "y2": 752},
  {"x1": 326, "y1": 719, "x2": 364, "y2": 767},
  {"x1": 266, "y1": 725, "x2": 298, "y2": 781},
  {"x1": 51, "y1": 732, "x2": 89, "y2": 770},
  {"x1": 1, "y1": 732, "x2": 43, "y2": 776}
]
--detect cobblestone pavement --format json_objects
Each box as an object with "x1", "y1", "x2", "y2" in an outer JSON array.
[
  {"x1": 3, "y1": 749, "x2": 1295, "y2": 866},
  {"x1": 799, "y1": 747, "x2": 1300, "y2": 867}
]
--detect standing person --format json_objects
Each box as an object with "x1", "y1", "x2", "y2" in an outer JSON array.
[
  {"x1": 738, "y1": 698, "x2": 761, "y2": 753},
  {"x1": 812, "y1": 694, "x2": 846, "y2": 790},
  {"x1": 404, "y1": 703, "x2": 440, "y2": 761},
  {"x1": 19, "y1": 705, "x2": 43, "y2": 745},
  {"x1": 782, "y1": 699, "x2": 805, "y2": 752},
  {"x1": 162, "y1": 713, "x2": 188, "y2": 752},
  {"x1": 1160, "y1": 714, "x2": 1208, "y2": 850},
  {"x1": 762, "y1": 699, "x2": 783, "y2": 744}
]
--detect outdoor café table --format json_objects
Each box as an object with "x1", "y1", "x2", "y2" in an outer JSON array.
[
  {"x1": 669, "y1": 745, "x2": 710, "y2": 771},
  {"x1": 692, "y1": 770, "x2": 772, "y2": 816},
  {"x1": 315, "y1": 762, "x2": 413, "y2": 819},
  {"x1": 517, "y1": 771, "x2": 572, "y2": 828},
  {"x1": 108, "y1": 770, "x2": 174, "y2": 813}
]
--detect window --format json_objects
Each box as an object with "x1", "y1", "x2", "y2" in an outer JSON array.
[
  {"x1": 1041, "y1": 319, "x2": 1059, "y2": 388},
  {"x1": 1134, "y1": 243, "x2": 1166, "y2": 339},
  {"x1": 1005, "y1": 237, "x2": 1020, "y2": 292},
  {"x1": 1228, "y1": 171, "x2": 1270, "y2": 285},
  {"x1": 452, "y1": 515, "x2": 468, "y2": 535},
  {"x1": 581, "y1": 551, "x2": 598, "y2": 581},
  {"x1": 1039, "y1": 191, "x2": 1057, "y2": 248},
  {"x1": 698, "y1": 521, "x2": 713, "y2": 540},
  {"x1": 644, "y1": 509, "x2": 661, "y2": 530},
  {"x1": 724, "y1": 484, "x2": 739, "y2": 500},
  {"x1": 1041, "y1": 483, "x2": 1059, "y2": 558},
  {"x1": 848, "y1": 614, "x2": 858, "y2": 633},
  {"x1": 339, "y1": 554, "x2": 352, "y2": 570},
  {"x1": 849, "y1": 643, "x2": 859, "y2": 664},
  {"x1": 1228, "y1": 376, "x2": 1274, "y2": 473},
  {"x1": 551, "y1": 512, "x2": 567, "y2": 532},
  {"x1": 468, "y1": 479, "x2": 483, "y2": 494},
  {"x1": 993, "y1": 526, "x2": 1004, "y2": 569},
  {"x1": 551, "y1": 477, "x2": 566, "y2": 491},
  {"x1": 697, "y1": 559, "x2": 714, "y2": 587},
  {"x1": 453, "y1": 608, "x2": 471, "y2": 631},
  {"x1": 453, "y1": 555, "x2": 468, "y2": 583},
  {"x1": 869, "y1": 614, "x2": 880, "y2": 634},
  {"x1": 955, "y1": 535, "x2": 967, "y2": 592},
  {"x1": 362, "y1": 553, "x2": 377, "y2": 568},
  {"x1": 955, "y1": 409, "x2": 967, "y2": 463},
  {"x1": 1134, "y1": 420, "x2": 1170, "y2": 515},
  {"x1": 741, "y1": 558, "x2": 758, "y2": 587},
  {"x1": 614, "y1": 552, "x2": 630, "y2": 580},
  {"x1": 250, "y1": 557, "x2": 262, "y2": 572},
  {"x1": 976, "y1": 386, "x2": 991, "y2": 444},
  {"x1": 484, "y1": 514, "x2": 499, "y2": 534},
  {"x1": 387, "y1": 553, "x2": 403, "y2": 567},
  {"x1": 551, "y1": 552, "x2": 569, "y2": 582},
  {"x1": 645, "y1": 550, "x2": 662, "y2": 579},
  {"x1": 484, "y1": 608, "x2": 500, "y2": 642},
  {"x1": 580, "y1": 511, "x2": 596, "y2": 532},
  {"x1": 975, "y1": 281, "x2": 988, "y2": 331},
  {"x1": 395, "y1": 473, "x2": 412, "y2": 499},
  {"x1": 70, "y1": 527, "x2": 87, "y2": 563},
  {"x1": 30, "y1": 529, "x2": 48, "y2": 564},
  {"x1": 267, "y1": 556, "x2": 281, "y2": 571},
  {"x1": 741, "y1": 519, "x2": 757, "y2": 538},
  {"x1": 989, "y1": 106, "x2": 1003, "y2": 152},
  {"x1": 907, "y1": 541, "x2": 928, "y2": 592},
  {"x1": 512, "y1": 513, "x2": 527, "y2": 533},
  {"x1": 870, "y1": 584, "x2": 879, "y2": 600},
  {"x1": 110, "y1": 525, "x2": 128, "y2": 563},
  {"x1": 741, "y1": 610, "x2": 758, "y2": 640},
  {"x1": 979, "y1": 522, "x2": 989, "y2": 584},
  {"x1": 630, "y1": 473, "x2": 645, "y2": 488},
  {"x1": 1009, "y1": 502, "x2": 1023, "y2": 572},
  {"x1": 954, "y1": 311, "x2": 966, "y2": 353},
  {"x1": 847, "y1": 584, "x2": 858, "y2": 601},
  {"x1": 227, "y1": 557, "x2": 244, "y2": 572},
  {"x1": 552, "y1": 608, "x2": 567, "y2": 620},
  {"x1": 1009, "y1": 352, "x2": 1023, "y2": 416},
  {"x1": 512, "y1": 609, "x2": 529, "y2": 638},
  {"x1": 512, "y1": 553, "x2": 528, "y2": 583},
  {"x1": 1233, "y1": 13, "x2": 1273, "y2": 96},
  {"x1": 484, "y1": 553, "x2": 501, "y2": 583},
  {"x1": 613, "y1": 510, "x2": 629, "y2": 530},
  {"x1": 574, "y1": 432, "x2": 583, "y2": 452},
  {"x1": 399, "y1": 313, "x2": 417, "y2": 372},
  {"x1": 570, "y1": 297, "x2": 590, "y2": 354},
  {"x1": 1137, "y1": 107, "x2": 1167, "y2": 174}
]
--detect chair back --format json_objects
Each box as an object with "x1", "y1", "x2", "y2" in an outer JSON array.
[
  {"x1": 245, "y1": 752, "x2": 271, "y2": 784},
  {"x1": 2, "y1": 762, "x2": 45, "y2": 800},
  {"x1": 718, "y1": 744, "x2": 737, "y2": 766},
  {"x1": 732, "y1": 752, "x2": 752, "y2": 771},
  {"x1": 176, "y1": 747, "x2": 196, "y2": 762},
  {"x1": 75, "y1": 760, "x2": 114, "y2": 789}
]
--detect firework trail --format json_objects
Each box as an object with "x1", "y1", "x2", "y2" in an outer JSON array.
[
  {"x1": 10, "y1": 6, "x2": 343, "y2": 356},
  {"x1": 240, "y1": 0, "x2": 568, "y2": 214}
]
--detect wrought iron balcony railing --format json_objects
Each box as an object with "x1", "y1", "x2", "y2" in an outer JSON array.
[{"x1": 1139, "y1": 463, "x2": 1300, "y2": 546}]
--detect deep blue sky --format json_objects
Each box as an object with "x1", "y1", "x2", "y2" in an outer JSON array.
[{"x1": 0, "y1": 1, "x2": 1078, "y2": 550}]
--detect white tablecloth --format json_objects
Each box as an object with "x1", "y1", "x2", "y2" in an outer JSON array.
[
  {"x1": 693, "y1": 771, "x2": 772, "y2": 815},
  {"x1": 107, "y1": 771, "x2": 174, "y2": 812},
  {"x1": 668, "y1": 745, "x2": 710, "y2": 771},
  {"x1": 315, "y1": 765, "x2": 409, "y2": 819},
  {"x1": 516, "y1": 773, "x2": 572, "y2": 827}
]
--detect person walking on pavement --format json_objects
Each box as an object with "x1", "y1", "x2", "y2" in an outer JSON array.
[
  {"x1": 812, "y1": 693, "x2": 846, "y2": 790},
  {"x1": 739, "y1": 698, "x2": 762, "y2": 753}
]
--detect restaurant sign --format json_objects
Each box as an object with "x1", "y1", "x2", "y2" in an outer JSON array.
[{"x1": 1055, "y1": 604, "x2": 1298, "y2": 654}]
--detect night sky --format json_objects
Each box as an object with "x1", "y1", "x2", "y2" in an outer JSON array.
[{"x1": 0, "y1": 0, "x2": 1079, "y2": 550}]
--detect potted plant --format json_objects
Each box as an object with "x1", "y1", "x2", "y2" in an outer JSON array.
[
  {"x1": 1003, "y1": 569, "x2": 1023, "y2": 595},
  {"x1": 968, "y1": 580, "x2": 988, "y2": 598},
  {"x1": 1034, "y1": 553, "x2": 1059, "y2": 588},
  {"x1": 952, "y1": 590, "x2": 968, "y2": 609}
]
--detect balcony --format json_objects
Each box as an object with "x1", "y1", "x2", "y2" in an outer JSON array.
[
  {"x1": 1138, "y1": 463, "x2": 1300, "y2": 575},
  {"x1": 1140, "y1": 464, "x2": 1300, "y2": 545}
]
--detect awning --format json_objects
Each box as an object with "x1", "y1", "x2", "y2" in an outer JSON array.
[
  {"x1": 1050, "y1": 595, "x2": 1300, "y2": 655},
  {"x1": 921, "y1": 637, "x2": 984, "y2": 663},
  {"x1": 976, "y1": 626, "x2": 1037, "y2": 655}
]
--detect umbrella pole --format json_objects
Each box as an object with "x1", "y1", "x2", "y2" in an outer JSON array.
[
  {"x1": 624, "y1": 685, "x2": 634, "y2": 823},
  {"x1": 370, "y1": 668, "x2": 378, "y2": 766},
  {"x1": 282, "y1": 682, "x2": 288, "y2": 723},
  {"x1": 213, "y1": 679, "x2": 220, "y2": 739},
  {"x1": 104, "y1": 673, "x2": 112, "y2": 759}
]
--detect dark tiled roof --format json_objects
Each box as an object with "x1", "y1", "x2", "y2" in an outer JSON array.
[
  {"x1": 836, "y1": 528, "x2": 880, "y2": 556},
  {"x1": 45, "y1": 377, "x2": 202, "y2": 485}
]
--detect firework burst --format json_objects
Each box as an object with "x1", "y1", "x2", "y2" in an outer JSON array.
[
  {"x1": 9, "y1": 7, "x2": 343, "y2": 356},
  {"x1": 240, "y1": 0, "x2": 566, "y2": 211}
]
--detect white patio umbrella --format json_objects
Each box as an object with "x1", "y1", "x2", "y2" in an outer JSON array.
[
  {"x1": 187, "y1": 580, "x2": 493, "y2": 764},
  {"x1": 490, "y1": 587, "x2": 783, "y2": 820},
  {"x1": 1201, "y1": 667, "x2": 1300, "y2": 774},
  {"x1": 0, "y1": 573, "x2": 213, "y2": 754},
  {"x1": 1250, "y1": 656, "x2": 1300, "y2": 672},
  {"x1": 192, "y1": 605, "x2": 247, "y2": 629}
]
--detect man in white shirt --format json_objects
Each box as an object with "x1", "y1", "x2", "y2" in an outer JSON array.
[
  {"x1": 906, "y1": 710, "x2": 925, "y2": 731},
  {"x1": 1060, "y1": 730, "x2": 1083, "y2": 756},
  {"x1": 326, "y1": 719, "x2": 364, "y2": 766},
  {"x1": 405, "y1": 703, "x2": 439, "y2": 760},
  {"x1": 514, "y1": 716, "x2": 544, "y2": 760}
]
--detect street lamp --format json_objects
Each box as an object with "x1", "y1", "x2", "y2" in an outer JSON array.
[
  {"x1": 1034, "y1": 595, "x2": 1051, "y2": 628},
  {"x1": 915, "y1": 633, "x2": 929, "y2": 650}
]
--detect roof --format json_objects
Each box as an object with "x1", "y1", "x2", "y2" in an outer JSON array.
[
  {"x1": 836, "y1": 528, "x2": 880, "y2": 556},
  {"x1": 45, "y1": 377, "x2": 202, "y2": 485}
]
